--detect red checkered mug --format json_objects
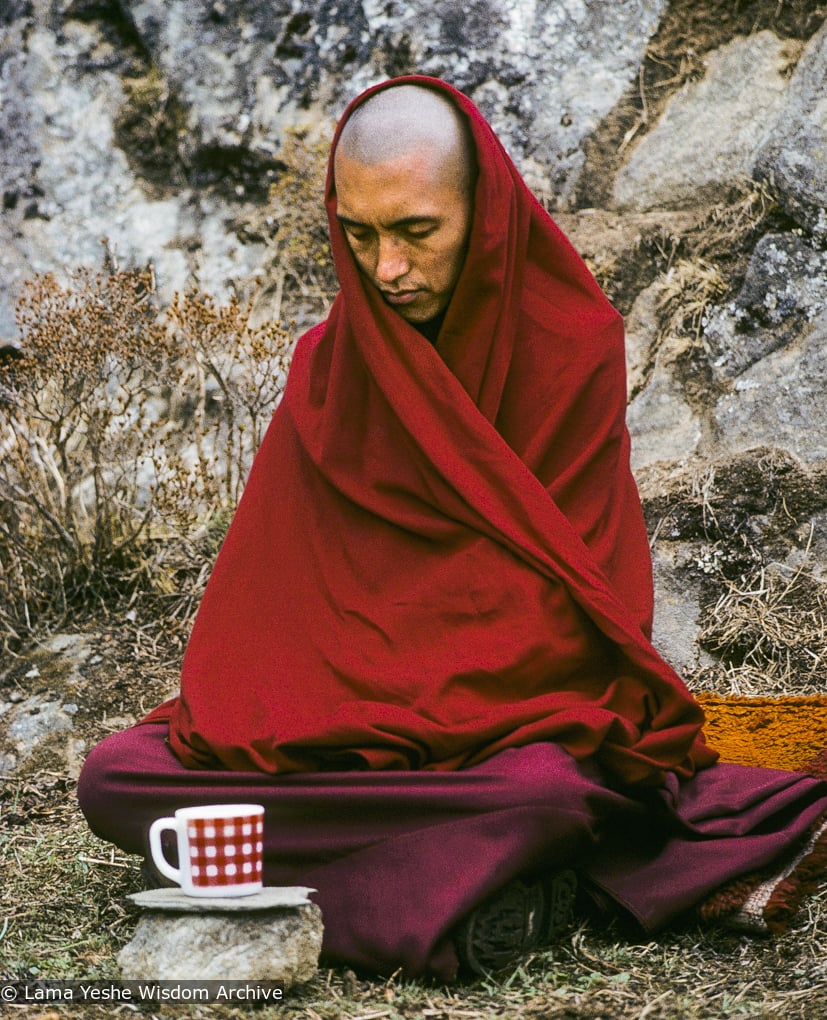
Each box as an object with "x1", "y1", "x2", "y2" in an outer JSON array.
[{"x1": 148, "y1": 804, "x2": 265, "y2": 897}]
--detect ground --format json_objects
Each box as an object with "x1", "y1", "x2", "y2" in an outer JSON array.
[{"x1": 1, "y1": 620, "x2": 826, "y2": 1019}]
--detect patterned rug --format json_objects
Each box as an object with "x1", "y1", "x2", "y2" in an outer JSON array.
[{"x1": 695, "y1": 692, "x2": 827, "y2": 933}]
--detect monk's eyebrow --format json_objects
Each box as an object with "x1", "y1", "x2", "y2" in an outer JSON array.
[
  {"x1": 336, "y1": 215, "x2": 368, "y2": 230},
  {"x1": 336, "y1": 214, "x2": 440, "y2": 231}
]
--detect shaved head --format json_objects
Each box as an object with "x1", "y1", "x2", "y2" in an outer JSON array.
[
  {"x1": 333, "y1": 84, "x2": 476, "y2": 324},
  {"x1": 337, "y1": 84, "x2": 475, "y2": 195}
]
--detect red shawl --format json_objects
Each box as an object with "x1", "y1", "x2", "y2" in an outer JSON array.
[{"x1": 149, "y1": 76, "x2": 716, "y2": 785}]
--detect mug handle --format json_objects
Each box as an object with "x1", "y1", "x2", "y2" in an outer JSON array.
[{"x1": 148, "y1": 816, "x2": 182, "y2": 886}]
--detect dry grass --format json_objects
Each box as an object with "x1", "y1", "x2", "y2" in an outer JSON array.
[
  {"x1": 648, "y1": 179, "x2": 783, "y2": 410},
  {"x1": 641, "y1": 448, "x2": 827, "y2": 701},
  {"x1": 656, "y1": 257, "x2": 728, "y2": 342},
  {"x1": 655, "y1": 179, "x2": 781, "y2": 342},
  {"x1": 641, "y1": 448, "x2": 825, "y2": 549},
  {"x1": 2, "y1": 794, "x2": 826, "y2": 1019},
  {"x1": 694, "y1": 561, "x2": 827, "y2": 697}
]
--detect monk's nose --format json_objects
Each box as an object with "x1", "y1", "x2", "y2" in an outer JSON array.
[{"x1": 375, "y1": 237, "x2": 410, "y2": 284}]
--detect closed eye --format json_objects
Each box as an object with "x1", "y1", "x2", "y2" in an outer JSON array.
[
  {"x1": 404, "y1": 225, "x2": 437, "y2": 240},
  {"x1": 343, "y1": 225, "x2": 372, "y2": 244},
  {"x1": 337, "y1": 215, "x2": 440, "y2": 243}
]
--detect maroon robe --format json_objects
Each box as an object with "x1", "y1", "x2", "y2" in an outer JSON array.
[{"x1": 78, "y1": 77, "x2": 827, "y2": 979}]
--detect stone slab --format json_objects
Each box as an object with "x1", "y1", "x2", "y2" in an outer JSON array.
[{"x1": 128, "y1": 886, "x2": 316, "y2": 912}]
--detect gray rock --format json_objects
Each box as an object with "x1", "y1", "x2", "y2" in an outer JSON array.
[
  {"x1": 0, "y1": 14, "x2": 40, "y2": 340},
  {"x1": 712, "y1": 308, "x2": 827, "y2": 465},
  {"x1": 118, "y1": 902, "x2": 323, "y2": 986},
  {"x1": 625, "y1": 225, "x2": 827, "y2": 477},
  {"x1": 360, "y1": 0, "x2": 669, "y2": 208},
  {"x1": 0, "y1": 691, "x2": 86, "y2": 777},
  {"x1": 703, "y1": 233, "x2": 827, "y2": 377},
  {"x1": 0, "y1": 632, "x2": 97, "y2": 777},
  {"x1": 627, "y1": 347, "x2": 702, "y2": 469},
  {"x1": 614, "y1": 32, "x2": 798, "y2": 211},
  {"x1": 733, "y1": 233, "x2": 827, "y2": 328},
  {"x1": 124, "y1": 0, "x2": 353, "y2": 158},
  {"x1": 0, "y1": 10, "x2": 268, "y2": 339},
  {"x1": 754, "y1": 20, "x2": 827, "y2": 235},
  {"x1": 125, "y1": 0, "x2": 667, "y2": 204},
  {"x1": 0, "y1": 631, "x2": 94, "y2": 685},
  {"x1": 623, "y1": 219, "x2": 827, "y2": 480},
  {"x1": 1, "y1": 0, "x2": 667, "y2": 339},
  {"x1": 783, "y1": 510, "x2": 827, "y2": 581},
  {"x1": 42, "y1": 632, "x2": 97, "y2": 663},
  {"x1": 650, "y1": 542, "x2": 705, "y2": 673},
  {"x1": 5, "y1": 695, "x2": 76, "y2": 752},
  {"x1": 624, "y1": 278, "x2": 666, "y2": 399}
]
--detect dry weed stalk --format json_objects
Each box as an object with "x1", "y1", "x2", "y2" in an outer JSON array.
[
  {"x1": 164, "y1": 290, "x2": 292, "y2": 516},
  {"x1": 654, "y1": 179, "x2": 779, "y2": 346},
  {"x1": 691, "y1": 178, "x2": 778, "y2": 265},
  {"x1": 656, "y1": 258, "x2": 728, "y2": 340},
  {"x1": 0, "y1": 267, "x2": 172, "y2": 637}
]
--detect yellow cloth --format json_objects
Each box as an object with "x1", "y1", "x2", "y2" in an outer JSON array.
[{"x1": 697, "y1": 693, "x2": 827, "y2": 771}]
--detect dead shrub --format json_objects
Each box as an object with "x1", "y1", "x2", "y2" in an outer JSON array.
[
  {"x1": 0, "y1": 267, "x2": 172, "y2": 639},
  {"x1": 0, "y1": 265, "x2": 293, "y2": 651}
]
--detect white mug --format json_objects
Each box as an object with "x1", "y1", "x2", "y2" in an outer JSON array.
[{"x1": 148, "y1": 803, "x2": 265, "y2": 897}]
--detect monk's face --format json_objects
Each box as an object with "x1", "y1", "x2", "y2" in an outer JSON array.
[{"x1": 334, "y1": 145, "x2": 473, "y2": 324}]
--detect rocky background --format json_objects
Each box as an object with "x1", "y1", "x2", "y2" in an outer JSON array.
[{"x1": 2, "y1": 0, "x2": 827, "y2": 780}]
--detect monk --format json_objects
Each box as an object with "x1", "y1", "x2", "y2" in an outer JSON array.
[{"x1": 78, "y1": 77, "x2": 827, "y2": 980}]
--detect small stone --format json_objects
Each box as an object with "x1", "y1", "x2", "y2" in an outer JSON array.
[
  {"x1": 118, "y1": 902, "x2": 323, "y2": 986},
  {"x1": 7, "y1": 696, "x2": 75, "y2": 751}
]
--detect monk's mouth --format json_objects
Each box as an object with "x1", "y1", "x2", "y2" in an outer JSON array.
[{"x1": 381, "y1": 290, "x2": 422, "y2": 306}]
